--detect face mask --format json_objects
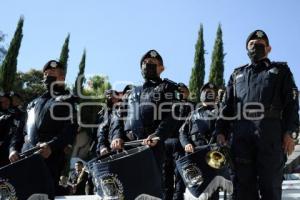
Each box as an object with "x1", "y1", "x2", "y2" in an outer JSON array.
[
  {"x1": 247, "y1": 43, "x2": 266, "y2": 63},
  {"x1": 141, "y1": 63, "x2": 159, "y2": 80},
  {"x1": 43, "y1": 76, "x2": 57, "y2": 90},
  {"x1": 200, "y1": 90, "x2": 216, "y2": 103}
]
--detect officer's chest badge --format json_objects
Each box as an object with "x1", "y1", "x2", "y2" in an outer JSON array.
[
  {"x1": 235, "y1": 73, "x2": 244, "y2": 80},
  {"x1": 293, "y1": 89, "x2": 299, "y2": 100}
]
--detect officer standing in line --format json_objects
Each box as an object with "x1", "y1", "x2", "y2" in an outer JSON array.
[
  {"x1": 9, "y1": 60, "x2": 78, "y2": 194},
  {"x1": 110, "y1": 49, "x2": 179, "y2": 199},
  {"x1": 179, "y1": 83, "x2": 219, "y2": 200},
  {"x1": 215, "y1": 30, "x2": 299, "y2": 200},
  {"x1": 96, "y1": 89, "x2": 121, "y2": 156},
  {"x1": 0, "y1": 92, "x2": 14, "y2": 167},
  {"x1": 179, "y1": 83, "x2": 218, "y2": 153},
  {"x1": 164, "y1": 83, "x2": 192, "y2": 200}
]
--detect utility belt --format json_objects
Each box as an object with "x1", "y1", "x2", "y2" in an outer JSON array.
[{"x1": 243, "y1": 110, "x2": 282, "y2": 120}]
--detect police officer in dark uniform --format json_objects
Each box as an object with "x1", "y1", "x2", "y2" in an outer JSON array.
[
  {"x1": 215, "y1": 30, "x2": 299, "y2": 200},
  {"x1": 179, "y1": 83, "x2": 219, "y2": 200},
  {"x1": 0, "y1": 92, "x2": 15, "y2": 167},
  {"x1": 180, "y1": 83, "x2": 218, "y2": 152},
  {"x1": 164, "y1": 83, "x2": 192, "y2": 200},
  {"x1": 96, "y1": 89, "x2": 121, "y2": 156},
  {"x1": 110, "y1": 49, "x2": 179, "y2": 198},
  {"x1": 8, "y1": 92, "x2": 26, "y2": 163},
  {"x1": 10, "y1": 60, "x2": 78, "y2": 194}
]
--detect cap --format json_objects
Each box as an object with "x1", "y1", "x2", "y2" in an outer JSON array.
[
  {"x1": 43, "y1": 60, "x2": 64, "y2": 72},
  {"x1": 246, "y1": 30, "x2": 269, "y2": 49},
  {"x1": 200, "y1": 82, "x2": 217, "y2": 93},
  {"x1": 140, "y1": 49, "x2": 163, "y2": 67}
]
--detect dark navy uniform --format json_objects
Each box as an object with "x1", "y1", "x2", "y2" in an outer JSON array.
[
  {"x1": 96, "y1": 107, "x2": 120, "y2": 155},
  {"x1": 216, "y1": 59, "x2": 299, "y2": 200},
  {"x1": 179, "y1": 82, "x2": 222, "y2": 200},
  {"x1": 117, "y1": 78, "x2": 178, "y2": 164},
  {"x1": 179, "y1": 105, "x2": 219, "y2": 200},
  {"x1": 111, "y1": 50, "x2": 180, "y2": 200},
  {"x1": 20, "y1": 79, "x2": 77, "y2": 195},
  {"x1": 22, "y1": 89, "x2": 77, "y2": 192},
  {"x1": 179, "y1": 105, "x2": 217, "y2": 148},
  {"x1": 90, "y1": 109, "x2": 105, "y2": 154}
]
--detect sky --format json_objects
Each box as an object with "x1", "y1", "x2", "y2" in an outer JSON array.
[{"x1": 0, "y1": 0, "x2": 300, "y2": 91}]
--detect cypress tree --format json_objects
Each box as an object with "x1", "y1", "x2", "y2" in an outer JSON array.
[
  {"x1": 189, "y1": 24, "x2": 205, "y2": 102},
  {"x1": 74, "y1": 49, "x2": 86, "y2": 95},
  {"x1": 209, "y1": 24, "x2": 225, "y2": 88},
  {"x1": 59, "y1": 33, "x2": 70, "y2": 76},
  {"x1": 0, "y1": 16, "x2": 24, "y2": 92}
]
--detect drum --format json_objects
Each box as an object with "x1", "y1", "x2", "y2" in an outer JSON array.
[
  {"x1": 176, "y1": 146, "x2": 232, "y2": 198},
  {"x1": 91, "y1": 146, "x2": 162, "y2": 200},
  {"x1": 0, "y1": 154, "x2": 55, "y2": 200}
]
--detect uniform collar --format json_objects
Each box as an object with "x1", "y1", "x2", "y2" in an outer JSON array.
[{"x1": 249, "y1": 58, "x2": 271, "y2": 70}]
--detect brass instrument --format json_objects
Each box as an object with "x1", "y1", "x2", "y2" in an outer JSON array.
[
  {"x1": 196, "y1": 143, "x2": 230, "y2": 169},
  {"x1": 205, "y1": 148, "x2": 226, "y2": 169}
]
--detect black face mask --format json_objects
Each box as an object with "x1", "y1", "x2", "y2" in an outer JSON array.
[
  {"x1": 141, "y1": 63, "x2": 159, "y2": 80},
  {"x1": 200, "y1": 90, "x2": 216, "y2": 103},
  {"x1": 43, "y1": 76, "x2": 57, "y2": 91},
  {"x1": 247, "y1": 43, "x2": 266, "y2": 63}
]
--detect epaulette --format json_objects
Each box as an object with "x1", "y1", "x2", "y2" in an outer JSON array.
[{"x1": 271, "y1": 61, "x2": 288, "y2": 67}]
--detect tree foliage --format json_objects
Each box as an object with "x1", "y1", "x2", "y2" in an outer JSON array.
[
  {"x1": 0, "y1": 16, "x2": 24, "y2": 92},
  {"x1": 209, "y1": 24, "x2": 225, "y2": 88},
  {"x1": 189, "y1": 24, "x2": 205, "y2": 102},
  {"x1": 59, "y1": 33, "x2": 70, "y2": 76},
  {"x1": 14, "y1": 69, "x2": 46, "y2": 104},
  {"x1": 73, "y1": 49, "x2": 86, "y2": 96}
]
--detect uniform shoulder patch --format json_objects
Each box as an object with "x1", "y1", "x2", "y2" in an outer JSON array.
[
  {"x1": 271, "y1": 61, "x2": 288, "y2": 66},
  {"x1": 271, "y1": 61, "x2": 289, "y2": 74}
]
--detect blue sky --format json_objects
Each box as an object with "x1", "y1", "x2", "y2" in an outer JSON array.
[{"x1": 1, "y1": 0, "x2": 299, "y2": 91}]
